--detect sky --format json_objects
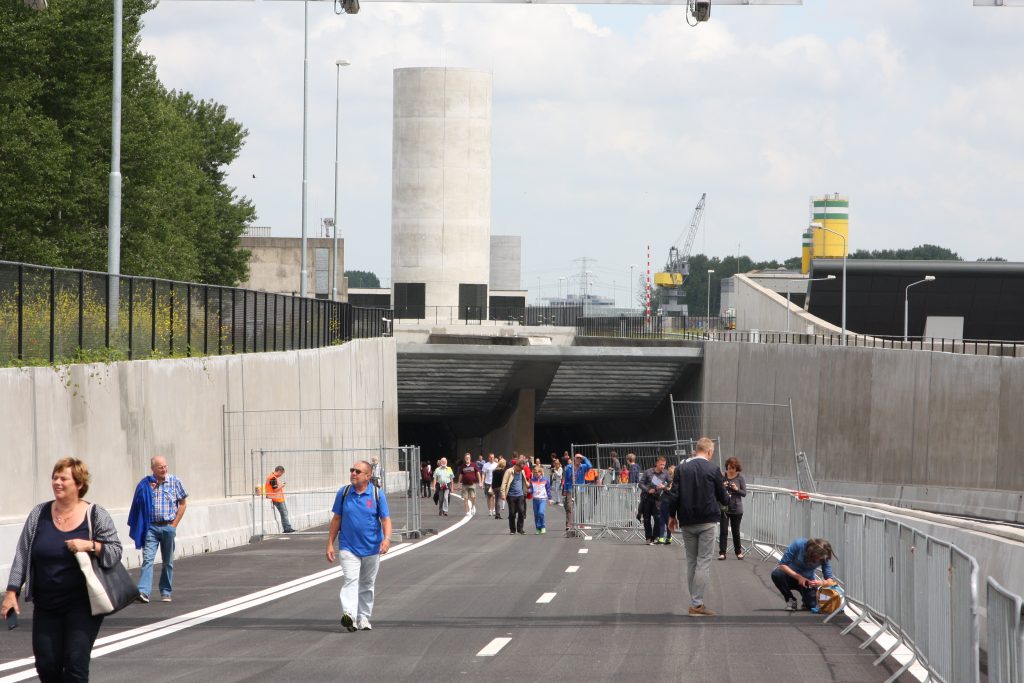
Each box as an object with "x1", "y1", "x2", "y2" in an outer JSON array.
[{"x1": 139, "y1": 0, "x2": 1024, "y2": 305}]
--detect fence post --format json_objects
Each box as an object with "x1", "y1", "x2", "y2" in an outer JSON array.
[
  {"x1": 186, "y1": 283, "x2": 192, "y2": 356},
  {"x1": 203, "y1": 286, "x2": 209, "y2": 355},
  {"x1": 16, "y1": 264, "x2": 24, "y2": 361},
  {"x1": 230, "y1": 289, "x2": 237, "y2": 354},
  {"x1": 169, "y1": 281, "x2": 175, "y2": 355},
  {"x1": 48, "y1": 268, "x2": 55, "y2": 363},
  {"x1": 218, "y1": 288, "x2": 223, "y2": 355},
  {"x1": 242, "y1": 289, "x2": 247, "y2": 354},
  {"x1": 151, "y1": 278, "x2": 157, "y2": 354},
  {"x1": 128, "y1": 277, "x2": 134, "y2": 360},
  {"x1": 263, "y1": 292, "x2": 268, "y2": 352},
  {"x1": 78, "y1": 270, "x2": 84, "y2": 354}
]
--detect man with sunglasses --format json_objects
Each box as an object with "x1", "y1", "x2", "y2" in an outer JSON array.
[{"x1": 326, "y1": 461, "x2": 392, "y2": 632}]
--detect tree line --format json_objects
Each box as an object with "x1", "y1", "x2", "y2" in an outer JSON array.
[{"x1": 0, "y1": 0, "x2": 254, "y2": 286}]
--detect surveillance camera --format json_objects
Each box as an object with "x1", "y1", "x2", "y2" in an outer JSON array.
[
  {"x1": 342, "y1": 0, "x2": 360, "y2": 14},
  {"x1": 693, "y1": 1, "x2": 711, "y2": 22}
]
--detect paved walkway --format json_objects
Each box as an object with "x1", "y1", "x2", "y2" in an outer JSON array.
[{"x1": 1, "y1": 507, "x2": 915, "y2": 682}]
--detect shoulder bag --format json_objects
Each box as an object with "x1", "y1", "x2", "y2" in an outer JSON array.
[{"x1": 75, "y1": 504, "x2": 140, "y2": 616}]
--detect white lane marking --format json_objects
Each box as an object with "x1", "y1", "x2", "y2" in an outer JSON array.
[
  {"x1": 565, "y1": 565, "x2": 579, "y2": 573},
  {"x1": 578, "y1": 549, "x2": 588, "y2": 554},
  {"x1": 536, "y1": 593, "x2": 556, "y2": 604},
  {"x1": 476, "y1": 637, "x2": 512, "y2": 657},
  {"x1": 0, "y1": 517, "x2": 472, "y2": 682}
]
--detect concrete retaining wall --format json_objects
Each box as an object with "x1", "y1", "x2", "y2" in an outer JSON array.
[
  {"x1": 702, "y1": 341, "x2": 1024, "y2": 522},
  {"x1": 2, "y1": 338, "x2": 397, "y2": 584}
]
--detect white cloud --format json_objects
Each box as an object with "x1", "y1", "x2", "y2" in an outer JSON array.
[{"x1": 137, "y1": 0, "x2": 1024, "y2": 298}]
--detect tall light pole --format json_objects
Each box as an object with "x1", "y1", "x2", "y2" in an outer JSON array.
[
  {"x1": 779, "y1": 274, "x2": 834, "y2": 333},
  {"x1": 812, "y1": 224, "x2": 848, "y2": 345},
  {"x1": 904, "y1": 275, "x2": 936, "y2": 342},
  {"x1": 299, "y1": 0, "x2": 311, "y2": 299},
  {"x1": 557, "y1": 276, "x2": 566, "y2": 302},
  {"x1": 706, "y1": 269, "x2": 715, "y2": 322},
  {"x1": 629, "y1": 264, "x2": 637, "y2": 311},
  {"x1": 332, "y1": 59, "x2": 350, "y2": 302}
]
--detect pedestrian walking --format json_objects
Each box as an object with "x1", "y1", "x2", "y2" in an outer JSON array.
[
  {"x1": 419, "y1": 461, "x2": 433, "y2": 498},
  {"x1": 638, "y1": 457, "x2": 670, "y2": 545},
  {"x1": 433, "y1": 458, "x2": 453, "y2": 516},
  {"x1": 530, "y1": 467, "x2": 552, "y2": 534},
  {"x1": 673, "y1": 437, "x2": 728, "y2": 617},
  {"x1": 500, "y1": 459, "x2": 529, "y2": 535},
  {"x1": 326, "y1": 460, "x2": 392, "y2": 631},
  {"x1": 457, "y1": 453, "x2": 480, "y2": 516},
  {"x1": 491, "y1": 457, "x2": 507, "y2": 520},
  {"x1": 129, "y1": 456, "x2": 187, "y2": 603},
  {"x1": 549, "y1": 458, "x2": 563, "y2": 507}
]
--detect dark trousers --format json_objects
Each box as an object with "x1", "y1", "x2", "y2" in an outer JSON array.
[
  {"x1": 32, "y1": 601, "x2": 104, "y2": 683},
  {"x1": 419, "y1": 480, "x2": 432, "y2": 497},
  {"x1": 770, "y1": 567, "x2": 816, "y2": 608},
  {"x1": 719, "y1": 512, "x2": 743, "y2": 554},
  {"x1": 639, "y1": 493, "x2": 660, "y2": 541},
  {"x1": 507, "y1": 495, "x2": 526, "y2": 533},
  {"x1": 658, "y1": 499, "x2": 673, "y2": 539}
]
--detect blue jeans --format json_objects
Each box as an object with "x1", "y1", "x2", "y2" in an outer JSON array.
[
  {"x1": 138, "y1": 524, "x2": 176, "y2": 597},
  {"x1": 272, "y1": 500, "x2": 294, "y2": 532},
  {"x1": 532, "y1": 498, "x2": 547, "y2": 529}
]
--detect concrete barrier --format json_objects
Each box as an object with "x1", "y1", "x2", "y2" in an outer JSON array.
[{"x1": 2, "y1": 338, "x2": 397, "y2": 586}]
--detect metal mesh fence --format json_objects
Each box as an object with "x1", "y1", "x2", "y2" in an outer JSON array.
[
  {"x1": 986, "y1": 578, "x2": 1024, "y2": 683},
  {"x1": 670, "y1": 398, "x2": 808, "y2": 487},
  {"x1": 224, "y1": 408, "x2": 384, "y2": 497},
  {"x1": 0, "y1": 260, "x2": 391, "y2": 365}
]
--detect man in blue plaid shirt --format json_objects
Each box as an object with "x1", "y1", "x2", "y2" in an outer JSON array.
[{"x1": 134, "y1": 456, "x2": 188, "y2": 603}]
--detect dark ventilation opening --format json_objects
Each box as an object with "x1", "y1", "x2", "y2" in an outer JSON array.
[
  {"x1": 459, "y1": 283, "x2": 487, "y2": 320},
  {"x1": 394, "y1": 282, "x2": 425, "y2": 319}
]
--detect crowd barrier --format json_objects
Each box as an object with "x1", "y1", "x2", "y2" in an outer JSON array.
[{"x1": 571, "y1": 482, "x2": 1019, "y2": 683}]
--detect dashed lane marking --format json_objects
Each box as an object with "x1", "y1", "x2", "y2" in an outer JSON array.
[
  {"x1": 536, "y1": 593, "x2": 556, "y2": 604},
  {"x1": 477, "y1": 637, "x2": 512, "y2": 657},
  {"x1": 565, "y1": 565, "x2": 579, "y2": 573}
]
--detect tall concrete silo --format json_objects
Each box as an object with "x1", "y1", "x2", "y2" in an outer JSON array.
[{"x1": 391, "y1": 67, "x2": 492, "y2": 319}]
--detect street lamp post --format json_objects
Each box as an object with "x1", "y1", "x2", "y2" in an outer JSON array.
[
  {"x1": 904, "y1": 275, "x2": 936, "y2": 343},
  {"x1": 629, "y1": 264, "x2": 637, "y2": 311},
  {"x1": 107, "y1": 0, "x2": 124, "y2": 330},
  {"x1": 783, "y1": 274, "x2": 834, "y2": 333},
  {"x1": 812, "y1": 224, "x2": 848, "y2": 345},
  {"x1": 299, "y1": 0, "x2": 311, "y2": 299},
  {"x1": 332, "y1": 59, "x2": 350, "y2": 303},
  {"x1": 706, "y1": 269, "x2": 715, "y2": 323}
]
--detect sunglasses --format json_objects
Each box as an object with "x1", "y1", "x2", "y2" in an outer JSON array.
[{"x1": 349, "y1": 468, "x2": 368, "y2": 475}]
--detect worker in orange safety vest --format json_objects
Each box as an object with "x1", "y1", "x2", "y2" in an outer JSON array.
[{"x1": 264, "y1": 466, "x2": 295, "y2": 533}]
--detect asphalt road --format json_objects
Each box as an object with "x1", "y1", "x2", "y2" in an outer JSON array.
[{"x1": 1, "y1": 504, "x2": 912, "y2": 682}]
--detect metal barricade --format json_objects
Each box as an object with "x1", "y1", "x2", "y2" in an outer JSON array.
[
  {"x1": 744, "y1": 486, "x2": 980, "y2": 683},
  {"x1": 570, "y1": 484, "x2": 644, "y2": 541},
  {"x1": 986, "y1": 578, "x2": 1024, "y2": 683}
]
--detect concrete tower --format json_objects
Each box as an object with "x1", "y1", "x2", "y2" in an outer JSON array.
[{"x1": 391, "y1": 67, "x2": 492, "y2": 319}]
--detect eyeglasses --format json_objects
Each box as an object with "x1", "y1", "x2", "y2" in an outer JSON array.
[{"x1": 349, "y1": 468, "x2": 367, "y2": 475}]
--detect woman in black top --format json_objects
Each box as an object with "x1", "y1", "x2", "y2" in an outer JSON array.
[
  {"x1": 719, "y1": 457, "x2": 747, "y2": 560},
  {"x1": 2, "y1": 458, "x2": 123, "y2": 682}
]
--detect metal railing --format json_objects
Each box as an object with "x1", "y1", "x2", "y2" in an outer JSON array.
[
  {"x1": 0, "y1": 260, "x2": 392, "y2": 365},
  {"x1": 986, "y1": 578, "x2": 1024, "y2": 682},
  {"x1": 392, "y1": 304, "x2": 585, "y2": 326},
  {"x1": 745, "y1": 486, "x2": 980, "y2": 683},
  {"x1": 570, "y1": 484, "x2": 643, "y2": 541}
]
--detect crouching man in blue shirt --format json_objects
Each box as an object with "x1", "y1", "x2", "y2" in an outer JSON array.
[
  {"x1": 326, "y1": 460, "x2": 392, "y2": 632},
  {"x1": 771, "y1": 537, "x2": 835, "y2": 612}
]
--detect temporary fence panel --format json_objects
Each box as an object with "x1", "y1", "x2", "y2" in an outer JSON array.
[
  {"x1": 569, "y1": 484, "x2": 644, "y2": 541},
  {"x1": 224, "y1": 407, "x2": 384, "y2": 497},
  {"x1": 670, "y1": 398, "x2": 802, "y2": 485},
  {"x1": 251, "y1": 446, "x2": 421, "y2": 540},
  {"x1": 570, "y1": 440, "x2": 700, "y2": 475},
  {"x1": 986, "y1": 578, "x2": 1024, "y2": 683}
]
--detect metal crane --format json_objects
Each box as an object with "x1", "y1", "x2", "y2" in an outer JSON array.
[{"x1": 655, "y1": 193, "x2": 706, "y2": 289}]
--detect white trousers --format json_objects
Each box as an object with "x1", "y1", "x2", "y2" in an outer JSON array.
[{"x1": 338, "y1": 549, "x2": 380, "y2": 621}]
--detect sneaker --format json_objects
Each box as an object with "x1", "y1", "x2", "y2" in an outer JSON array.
[
  {"x1": 357, "y1": 618, "x2": 373, "y2": 630},
  {"x1": 160, "y1": 595, "x2": 172, "y2": 603},
  {"x1": 656, "y1": 537, "x2": 667, "y2": 544},
  {"x1": 688, "y1": 604, "x2": 716, "y2": 617},
  {"x1": 536, "y1": 529, "x2": 542, "y2": 535},
  {"x1": 647, "y1": 541, "x2": 656, "y2": 546},
  {"x1": 736, "y1": 552, "x2": 745, "y2": 560},
  {"x1": 517, "y1": 531, "x2": 526, "y2": 535},
  {"x1": 283, "y1": 529, "x2": 295, "y2": 533},
  {"x1": 494, "y1": 514, "x2": 502, "y2": 520},
  {"x1": 785, "y1": 598, "x2": 798, "y2": 612},
  {"x1": 341, "y1": 613, "x2": 357, "y2": 632},
  {"x1": 809, "y1": 606, "x2": 820, "y2": 614},
  {"x1": 718, "y1": 553, "x2": 727, "y2": 560},
  {"x1": 137, "y1": 593, "x2": 150, "y2": 604},
  {"x1": 540, "y1": 528, "x2": 546, "y2": 534},
  {"x1": 510, "y1": 531, "x2": 517, "y2": 535}
]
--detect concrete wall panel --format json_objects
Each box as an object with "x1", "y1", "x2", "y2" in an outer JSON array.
[{"x1": 866, "y1": 350, "x2": 918, "y2": 485}]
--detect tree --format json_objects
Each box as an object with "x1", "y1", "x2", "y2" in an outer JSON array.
[
  {"x1": 345, "y1": 270, "x2": 381, "y2": 288},
  {"x1": 0, "y1": 0, "x2": 253, "y2": 286},
  {"x1": 849, "y1": 244, "x2": 961, "y2": 261}
]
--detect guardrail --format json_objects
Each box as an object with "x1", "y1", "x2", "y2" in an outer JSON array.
[
  {"x1": 986, "y1": 578, "x2": 1024, "y2": 682},
  {"x1": 569, "y1": 484, "x2": 643, "y2": 541},
  {"x1": 0, "y1": 260, "x2": 392, "y2": 365}
]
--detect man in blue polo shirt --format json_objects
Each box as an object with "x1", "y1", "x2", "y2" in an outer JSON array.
[{"x1": 326, "y1": 460, "x2": 392, "y2": 632}]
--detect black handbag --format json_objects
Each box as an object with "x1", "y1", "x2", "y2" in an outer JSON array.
[{"x1": 75, "y1": 504, "x2": 140, "y2": 616}]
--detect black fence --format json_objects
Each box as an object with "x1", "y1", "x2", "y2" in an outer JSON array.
[{"x1": 0, "y1": 260, "x2": 392, "y2": 366}]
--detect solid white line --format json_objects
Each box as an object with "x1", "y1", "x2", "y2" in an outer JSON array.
[
  {"x1": 536, "y1": 593, "x2": 556, "y2": 604},
  {"x1": 476, "y1": 637, "x2": 512, "y2": 657},
  {"x1": 0, "y1": 516, "x2": 472, "y2": 682},
  {"x1": 577, "y1": 549, "x2": 588, "y2": 554},
  {"x1": 565, "y1": 565, "x2": 579, "y2": 573}
]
